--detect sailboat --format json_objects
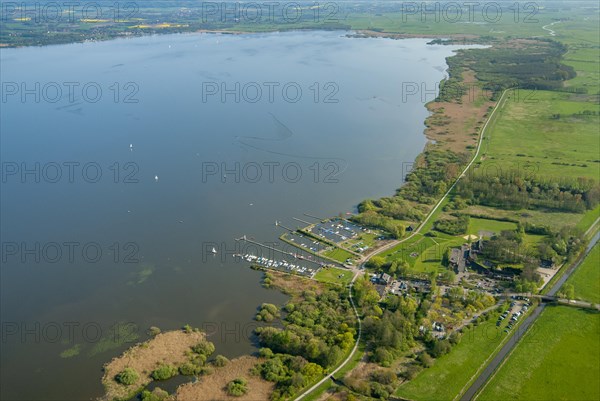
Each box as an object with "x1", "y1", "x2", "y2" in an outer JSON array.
[{"x1": 210, "y1": 247, "x2": 217, "y2": 254}]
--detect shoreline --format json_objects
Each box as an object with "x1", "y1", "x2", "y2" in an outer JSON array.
[
  {"x1": 0, "y1": 26, "x2": 481, "y2": 49},
  {"x1": 97, "y1": 31, "x2": 496, "y2": 401}
]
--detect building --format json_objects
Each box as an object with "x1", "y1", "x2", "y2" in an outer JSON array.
[
  {"x1": 449, "y1": 244, "x2": 471, "y2": 273},
  {"x1": 379, "y1": 272, "x2": 392, "y2": 285},
  {"x1": 370, "y1": 272, "x2": 392, "y2": 286}
]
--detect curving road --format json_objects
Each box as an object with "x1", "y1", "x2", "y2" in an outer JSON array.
[{"x1": 294, "y1": 89, "x2": 512, "y2": 401}]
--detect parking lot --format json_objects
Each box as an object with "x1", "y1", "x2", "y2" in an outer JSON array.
[{"x1": 497, "y1": 297, "x2": 532, "y2": 333}]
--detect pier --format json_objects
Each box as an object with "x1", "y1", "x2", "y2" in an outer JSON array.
[
  {"x1": 274, "y1": 220, "x2": 295, "y2": 233},
  {"x1": 303, "y1": 212, "x2": 325, "y2": 221},
  {"x1": 235, "y1": 235, "x2": 321, "y2": 263},
  {"x1": 292, "y1": 216, "x2": 313, "y2": 226}
]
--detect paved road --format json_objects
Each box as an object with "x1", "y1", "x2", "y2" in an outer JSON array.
[
  {"x1": 294, "y1": 89, "x2": 513, "y2": 401},
  {"x1": 356, "y1": 88, "x2": 511, "y2": 266},
  {"x1": 461, "y1": 228, "x2": 600, "y2": 401}
]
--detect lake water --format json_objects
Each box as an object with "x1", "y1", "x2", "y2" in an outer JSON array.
[{"x1": 0, "y1": 31, "x2": 472, "y2": 400}]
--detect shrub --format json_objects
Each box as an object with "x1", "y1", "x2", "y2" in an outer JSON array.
[
  {"x1": 115, "y1": 367, "x2": 139, "y2": 385},
  {"x1": 259, "y1": 348, "x2": 274, "y2": 359},
  {"x1": 256, "y1": 303, "x2": 280, "y2": 322},
  {"x1": 149, "y1": 326, "x2": 161, "y2": 336},
  {"x1": 227, "y1": 378, "x2": 248, "y2": 397},
  {"x1": 192, "y1": 340, "x2": 216, "y2": 357},
  {"x1": 371, "y1": 369, "x2": 397, "y2": 385},
  {"x1": 402, "y1": 364, "x2": 422, "y2": 380},
  {"x1": 179, "y1": 362, "x2": 201, "y2": 376},
  {"x1": 151, "y1": 364, "x2": 178, "y2": 381},
  {"x1": 198, "y1": 366, "x2": 214, "y2": 375},
  {"x1": 418, "y1": 352, "x2": 434, "y2": 368},
  {"x1": 213, "y1": 355, "x2": 229, "y2": 367},
  {"x1": 141, "y1": 387, "x2": 168, "y2": 401}
]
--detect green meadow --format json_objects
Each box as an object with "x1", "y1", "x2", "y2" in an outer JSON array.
[
  {"x1": 480, "y1": 90, "x2": 600, "y2": 180},
  {"x1": 313, "y1": 267, "x2": 354, "y2": 286},
  {"x1": 476, "y1": 307, "x2": 600, "y2": 401},
  {"x1": 565, "y1": 243, "x2": 600, "y2": 304},
  {"x1": 397, "y1": 311, "x2": 512, "y2": 401}
]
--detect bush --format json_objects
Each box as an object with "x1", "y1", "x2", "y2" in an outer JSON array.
[
  {"x1": 372, "y1": 347, "x2": 394, "y2": 367},
  {"x1": 141, "y1": 387, "x2": 169, "y2": 401},
  {"x1": 192, "y1": 340, "x2": 216, "y2": 357},
  {"x1": 433, "y1": 215, "x2": 469, "y2": 235},
  {"x1": 418, "y1": 352, "x2": 434, "y2": 368},
  {"x1": 115, "y1": 367, "x2": 139, "y2": 385},
  {"x1": 198, "y1": 366, "x2": 214, "y2": 376},
  {"x1": 371, "y1": 369, "x2": 397, "y2": 385},
  {"x1": 256, "y1": 303, "x2": 280, "y2": 322},
  {"x1": 227, "y1": 378, "x2": 248, "y2": 397},
  {"x1": 151, "y1": 364, "x2": 178, "y2": 381},
  {"x1": 402, "y1": 364, "x2": 422, "y2": 380},
  {"x1": 149, "y1": 326, "x2": 161, "y2": 336},
  {"x1": 259, "y1": 348, "x2": 274, "y2": 359},
  {"x1": 179, "y1": 362, "x2": 201, "y2": 376},
  {"x1": 213, "y1": 354, "x2": 230, "y2": 367},
  {"x1": 430, "y1": 339, "x2": 452, "y2": 358}
]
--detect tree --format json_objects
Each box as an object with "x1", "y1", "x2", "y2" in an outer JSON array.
[
  {"x1": 418, "y1": 352, "x2": 434, "y2": 368},
  {"x1": 227, "y1": 378, "x2": 248, "y2": 397},
  {"x1": 192, "y1": 340, "x2": 216, "y2": 358},
  {"x1": 367, "y1": 256, "x2": 386, "y2": 269},
  {"x1": 151, "y1": 364, "x2": 178, "y2": 381},
  {"x1": 115, "y1": 367, "x2": 139, "y2": 385},
  {"x1": 388, "y1": 261, "x2": 398, "y2": 275},
  {"x1": 213, "y1": 354, "x2": 230, "y2": 367},
  {"x1": 430, "y1": 339, "x2": 452, "y2": 358},
  {"x1": 562, "y1": 284, "x2": 575, "y2": 300},
  {"x1": 520, "y1": 263, "x2": 541, "y2": 286},
  {"x1": 141, "y1": 388, "x2": 169, "y2": 401},
  {"x1": 179, "y1": 362, "x2": 201, "y2": 376},
  {"x1": 442, "y1": 248, "x2": 450, "y2": 267},
  {"x1": 373, "y1": 347, "x2": 394, "y2": 367}
]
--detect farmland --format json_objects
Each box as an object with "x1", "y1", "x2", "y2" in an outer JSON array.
[
  {"x1": 565, "y1": 243, "x2": 600, "y2": 304},
  {"x1": 476, "y1": 306, "x2": 600, "y2": 401},
  {"x1": 396, "y1": 310, "x2": 512, "y2": 401},
  {"x1": 479, "y1": 90, "x2": 600, "y2": 180}
]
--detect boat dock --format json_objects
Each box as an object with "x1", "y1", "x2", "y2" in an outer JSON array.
[{"x1": 234, "y1": 253, "x2": 317, "y2": 278}]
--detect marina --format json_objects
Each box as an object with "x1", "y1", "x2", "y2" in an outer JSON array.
[{"x1": 235, "y1": 253, "x2": 318, "y2": 278}]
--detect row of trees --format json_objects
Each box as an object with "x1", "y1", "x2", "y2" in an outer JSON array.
[
  {"x1": 455, "y1": 173, "x2": 600, "y2": 213},
  {"x1": 352, "y1": 149, "x2": 469, "y2": 237}
]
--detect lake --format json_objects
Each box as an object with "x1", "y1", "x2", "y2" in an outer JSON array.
[{"x1": 0, "y1": 30, "x2": 472, "y2": 400}]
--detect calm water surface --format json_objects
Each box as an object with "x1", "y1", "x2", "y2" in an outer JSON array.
[{"x1": 1, "y1": 31, "x2": 473, "y2": 400}]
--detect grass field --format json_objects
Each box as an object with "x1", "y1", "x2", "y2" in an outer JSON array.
[
  {"x1": 464, "y1": 206, "x2": 586, "y2": 228},
  {"x1": 382, "y1": 234, "x2": 453, "y2": 275},
  {"x1": 565, "y1": 243, "x2": 600, "y2": 304},
  {"x1": 313, "y1": 267, "x2": 354, "y2": 286},
  {"x1": 476, "y1": 307, "x2": 600, "y2": 401},
  {"x1": 576, "y1": 204, "x2": 600, "y2": 233},
  {"x1": 397, "y1": 311, "x2": 513, "y2": 401},
  {"x1": 467, "y1": 217, "x2": 517, "y2": 237},
  {"x1": 322, "y1": 248, "x2": 355, "y2": 264},
  {"x1": 480, "y1": 90, "x2": 600, "y2": 180}
]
